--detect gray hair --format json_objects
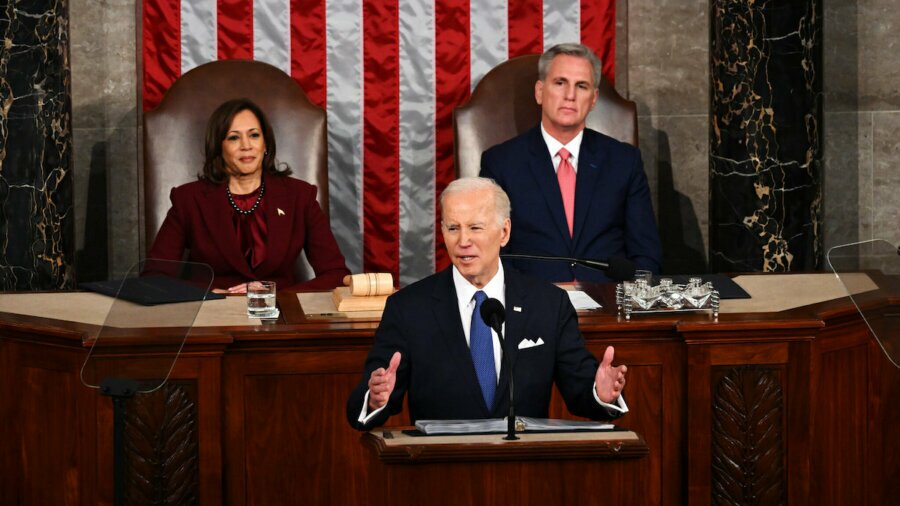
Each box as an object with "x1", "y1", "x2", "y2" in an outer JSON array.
[
  {"x1": 538, "y1": 43, "x2": 602, "y2": 89},
  {"x1": 440, "y1": 177, "x2": 511, "y2": 225}
]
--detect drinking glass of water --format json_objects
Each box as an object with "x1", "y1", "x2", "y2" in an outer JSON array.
[
  {"x1": 633, "y1": 270, "x2": 653, "y2": 284},
  {"x1": 247, "y1": 281, "x2": 277, "y2": 318}
]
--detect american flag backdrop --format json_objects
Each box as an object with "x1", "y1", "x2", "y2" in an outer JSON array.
[{"x1": 142, "y1": 0, "x2": 616, "y2": 285}]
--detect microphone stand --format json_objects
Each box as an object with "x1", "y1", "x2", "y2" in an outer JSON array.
[
  {"x1": 501, "y1": 253, "x2": 609, "y2": 271},
  {"x1": 500, "y1": 253, "x2": 636, "y2": 282},
  {"x1": 494, "y1": 326, "x2": 518, "y2": 441}
]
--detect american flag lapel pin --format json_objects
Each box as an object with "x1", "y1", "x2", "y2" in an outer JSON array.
[{"x1": 513, "y1": 306, "x2": 522, "y2": 312}]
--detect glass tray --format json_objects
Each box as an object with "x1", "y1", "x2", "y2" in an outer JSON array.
[{"x1": 616, "y1": 277, "x2": 720, "y2": 320}]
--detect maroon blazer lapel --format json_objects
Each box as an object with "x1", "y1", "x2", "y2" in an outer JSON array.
[
  {"x1": 256, "y1": 177, "x2": 294, "y2": 277},
  {"x1": 196, "y1": 183, "x2": 255, "y2": 279}
]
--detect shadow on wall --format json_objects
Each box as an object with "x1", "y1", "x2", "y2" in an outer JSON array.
[
  {"x1": 75, "y1": 106, "x2": 141, "y2": 283},
  {"x1": 822, "y1": 0, "x2": 860, "y2": 266},
  {"x1": 75, "y1": 141, "x2": 109, "y2": 283},
  {"x1": 648, "y1": 123, "x2": 708, "y2": 274}
]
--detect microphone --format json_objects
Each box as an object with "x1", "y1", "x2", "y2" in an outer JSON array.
[
  {"x1": 480, "y1": 298, "x2": 518, "y2": 440},
  {"x1": 501, "y1": 253, "x2": 636, "y2": 281},
  {"x1": 480, "y1": 298, "x2": 505, "y2": 337}
]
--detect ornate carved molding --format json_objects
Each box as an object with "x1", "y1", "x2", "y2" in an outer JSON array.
[
  {"x1": 712, "y1": 366, "x2": 785, "y2": 505},
  {"x1": 124, "y1": 382, "x2": 199, "y2": 505}
]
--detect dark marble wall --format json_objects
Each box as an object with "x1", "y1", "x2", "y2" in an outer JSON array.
[
  {"x1": 709, "y1": 0, "x2": 823, "y2": 272},
  {"x1": 0, "y1": 0, "x2": 75, "y2": 290}
]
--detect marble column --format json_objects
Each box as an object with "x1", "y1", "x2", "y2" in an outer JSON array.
[
  {"x1": 709, "y1": 0, "x2": 823, "y2": 272},
  {"x1": 0, "y1": 0, "x2": 75, "y2": 290}
]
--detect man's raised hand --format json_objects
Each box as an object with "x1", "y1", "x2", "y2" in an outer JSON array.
[
  {"x1": 595, "y1": 346, "x2": 627, "y2": 403},
  {"x1": 368, "y1": 352, "x2": 401, "y2": 411}
]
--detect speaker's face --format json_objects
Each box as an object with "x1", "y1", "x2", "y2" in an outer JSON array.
[
  {"x1": 221, "y1": 109, "x2": 267, "y2": 180},
  {"x1": 535, "y1": 54, "x2": 599, "y2": 142},
  {"x1": 441, "y1": 188, "x2": 511, "y2": 289}
]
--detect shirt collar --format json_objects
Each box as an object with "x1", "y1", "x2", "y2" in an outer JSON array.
[
  {"x1": 540, "y1": 123, "x2": 585, "y2": 168},
  {"x1": 452, "y1": 262, "x2": 506, "y2": 308}
]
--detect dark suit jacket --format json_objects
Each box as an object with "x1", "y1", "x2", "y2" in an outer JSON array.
[
  {"x1": 148, "y1": 176, "x2": 349, "y2": 290},
  {"x1": 480, "y1": 126, "x2": 662, "y2": 282},
  {"x1": 346, "y1": 264, "x2": 623, "y2": 430}
]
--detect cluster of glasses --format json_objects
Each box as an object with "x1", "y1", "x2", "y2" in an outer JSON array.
[{"x1": 616, "y1": 276, "x2": 720, "y2": 320}]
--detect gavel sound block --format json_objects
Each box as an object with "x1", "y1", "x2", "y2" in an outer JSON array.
[{"x1": 332, "y1": 273, "x2": 395, "y2": 312}]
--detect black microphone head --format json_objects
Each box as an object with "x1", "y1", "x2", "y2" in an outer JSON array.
[
  {"x1": 606, "y1": 257, "x2": 636, "y2": 281},
  {"x1": 480, "y1": 298, "x2": 505, "y2": 334}
]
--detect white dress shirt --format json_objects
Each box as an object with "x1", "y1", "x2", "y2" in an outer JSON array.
[
  {"x1": 451, "y1": 263, "x2": 505, "y2": 380},
  {"x1": 541, "y1": 122, "x2": 584, "y2": 174}
]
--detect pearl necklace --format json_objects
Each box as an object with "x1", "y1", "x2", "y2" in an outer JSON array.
[{"x1": 227, "y1": 180, "x2": 265, "y2": 216}]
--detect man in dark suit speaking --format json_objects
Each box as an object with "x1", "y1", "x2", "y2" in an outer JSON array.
[
  {"x1": 347, "y1": 177, "x2": 628, "y2": 430},
  {"x1": 480, "y1": 43, "x2": 662, "y2": 283}
]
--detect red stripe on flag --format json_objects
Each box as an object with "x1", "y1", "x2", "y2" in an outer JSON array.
[
  {"x1": 290, "y1": 0, "x2": 327, "y2": 108},
  {"x1": 142, "y1": 0, "x2": 181, "y2": 111},
  {"x1": 507, "y1": 0, "x2": 542, "y2": 57},
  {"x1": 218, "y1": 0, "x2": 254, "y2": 59},
  {"x1": 581, "y1": 0, "x2": 615, "y2": 84},
  {"x1": 434, "y1": 0, "x2": 470, "y2": 272},
  {"x1": 362, "y1": 0, "x2": 400, "y2": 277}
]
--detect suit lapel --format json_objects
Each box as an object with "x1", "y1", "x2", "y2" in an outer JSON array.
[
  {"x1": 525, "y1": 128, "x2": 571, "y2": 245},
  {"x1": 197, "y1": 183, "x2": 254, "y2": 279},
  {"x1": 572, "y1": 130, "x2": 607, "y2": 248},
  {"x1": 431, "y1": 269, "x2": 491, "y2": 414},
  {"x1": 255, "y1": 177, "x2": 293, "y2": 276}
]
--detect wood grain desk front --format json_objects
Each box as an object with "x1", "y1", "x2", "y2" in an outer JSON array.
[{"x1": 1, "y1": 272, "x2": 897, "y2": 505}]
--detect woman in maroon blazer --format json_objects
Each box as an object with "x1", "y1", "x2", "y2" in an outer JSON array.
[{"x1": 148, "y1": 98, "x2": 350, "y2": 292}]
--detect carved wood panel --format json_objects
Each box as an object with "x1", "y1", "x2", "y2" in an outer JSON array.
[
  {"x1": 124, "y1": 382, "x2": 199, "y2": 505},
  {"x1": 711, "y1": 366, "x2": 784, "y2": 505}
]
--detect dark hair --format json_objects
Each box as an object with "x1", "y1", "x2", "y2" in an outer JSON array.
[{"x1": 200, "y1": 98, "x2": 291, "y2": 183}]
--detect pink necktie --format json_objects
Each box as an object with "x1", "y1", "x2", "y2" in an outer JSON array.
[{"x1": 557, "y1": 148, "x2": 576, "y2": 237}]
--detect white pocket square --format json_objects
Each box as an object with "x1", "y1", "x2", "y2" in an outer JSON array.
[{"x1": 518, "y1": 337, "x2": 545, "y2": 350}]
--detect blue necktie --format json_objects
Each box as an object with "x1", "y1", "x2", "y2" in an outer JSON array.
[{"x1": 470, "y1": 290, "x2": 496, "y2": 409}]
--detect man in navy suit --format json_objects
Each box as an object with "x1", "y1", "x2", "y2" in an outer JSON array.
[
  {"x1": 480, "y1": 43, "x2": 662, "y2": 283},
  {"x1": 347, "y1": 177, "x2": 628, "y2": 430}
]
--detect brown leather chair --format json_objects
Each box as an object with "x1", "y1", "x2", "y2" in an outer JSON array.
[
  {"x1": 453, "y1": 54, "x2": 637, "y2": 178},
  {"x1": 143, "y1": 59, "x2": 327, "y2": 279}
]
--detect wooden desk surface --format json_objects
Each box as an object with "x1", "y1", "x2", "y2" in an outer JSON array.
[
  {"x1": 0, "y1": 271, "x2": 893, "y2": 338},
  {"x1": 365, "y1": 428, "x2": 648, "y2": 463}
]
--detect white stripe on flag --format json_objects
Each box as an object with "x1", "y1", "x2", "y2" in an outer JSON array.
[
  {"x1": 254, "y1": 0, "x2": 291, "y2": 73},
  {"x1": 398, "y1": 0, "x2": 436, "y2": 285},
  {"x1": 470, "y1": 0, "x2": 508, "y2": 90},
  {"x1": 325, "y1": 0, "x2": 365, "y2": 274},
  {"x1": 543, "y1": 0, "x2": 581, "y2": 49},
  {"x1": 181, "y1": 0, "x2": 217, "y2": 72}
]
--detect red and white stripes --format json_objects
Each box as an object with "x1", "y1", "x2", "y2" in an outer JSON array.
[{"x1": 142, "y1": 0, "x2": 615, "y2": 285}]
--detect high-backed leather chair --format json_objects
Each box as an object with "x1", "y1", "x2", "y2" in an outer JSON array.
[
  {"x1": 453, "y1": 54, "x2": 637, "y2": 178},
  {"x1": 143, "y1": 60, "x2": 327, "y2": 279}
]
